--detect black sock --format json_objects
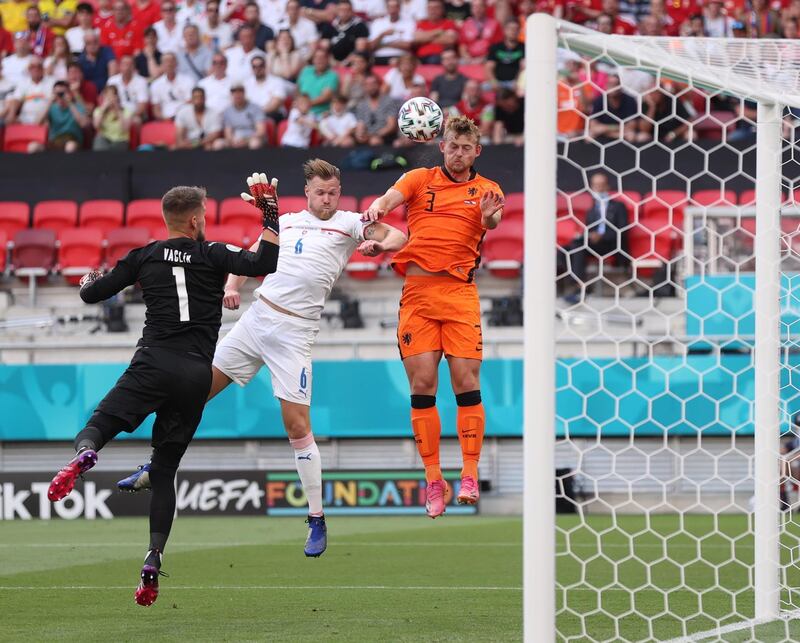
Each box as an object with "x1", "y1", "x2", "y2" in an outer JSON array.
[
  {"x1": 148, "y1": 462, "x2": 178, "y2": 559},
  {"x1": 73, "y1": 426, "x2": 105, "y2": 453}
]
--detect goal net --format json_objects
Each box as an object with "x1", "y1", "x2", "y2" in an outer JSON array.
[{"x1": 524, "y1": 15, "x2": 800, "y2": 642}]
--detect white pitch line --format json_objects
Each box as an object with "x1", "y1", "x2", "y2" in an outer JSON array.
[
  {"x1": 0, "y1": 585, "x2": 522, "y2": 591},
  {"x1": 663, "y1": 609, "x2": 800, "y2": 643}
]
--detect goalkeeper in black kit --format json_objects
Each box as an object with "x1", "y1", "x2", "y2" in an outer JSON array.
[{"x1": 47, "y1": 173, "x2": 281, "y2": 606}]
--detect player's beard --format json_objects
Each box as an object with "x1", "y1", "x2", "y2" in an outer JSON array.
[{"x1": 196, "y1": 230, "x2": 206, "y2": 243}]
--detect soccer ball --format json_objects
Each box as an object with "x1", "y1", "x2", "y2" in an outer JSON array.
[{"x1": 398, "y1": 97, "x2": 444, "y2": 142}]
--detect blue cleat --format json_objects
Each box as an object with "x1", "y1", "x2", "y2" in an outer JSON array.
[
  {"x1": 118, "y1": 463, "x2": 152, "y2": 493},
  {"x1": 304, "y1": 515, "x2": 327, "y2": 557}
]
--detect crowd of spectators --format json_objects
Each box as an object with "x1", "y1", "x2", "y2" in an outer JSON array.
[{"x1": 0, "y1": 0, "x2": 791, "y2": 152}]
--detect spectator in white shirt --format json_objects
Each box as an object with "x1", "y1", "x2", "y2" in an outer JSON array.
[
  {"x1": 243, "y1": 52, "x2": 289, "y2": 121},
  {"x1": 175, "y1": 85, "x2": 223, "y2": 148},
  {"x1": 369, "y1": 0, "x2": 415, "y2": 65},
  {"x1": 150, "y1": 52, "x2": 193, "y2": 119},
  {"x1": 703, "y1": 0, "x2": 734, "y2": 37},
  {"x1": 382, "y1": 53, "x2": 425, "y2": 101},
  {"x1": 5, "y1": 57, "x2": 55, "y2": 125},
  {"x1": 281, "y1": 93, "x2": 314, "y2": 147},
  {"x1": 198, "y1": 51, "x2": 233, "y2": 112},
  {"x1": 4, "y1": 36, "x2": 34, "y2": 86},
  {"x1": 0, "y1": 64, "x2": 16, "y2": 126},
  {"x1": 198, "y1": 0, "x2": 235, "y2": 51},
  {"x1": 65, "y1": 3, "x2": 97, "y2": 54},
  {"x1": 318, "y1": 94, "x2": 357, "y2": 146},
  {"x1": 225, "y1": 24, "x2": 263, "y2": 82},
  {"x1": 256, "y1": 0, "x2": 287, "y2": 32},
  {"x1": 107, "y1": 54, "x2": 149, "y2": 123},
  {"x1": 177, "y1": 23, "x2": 213, "y2": 81},
  {"x1": 153, "y1": 1, "x2": 184, "y2": 54},
  {"x1": 273, "y1": 0, "x2": 318, "y2": 59},
  {"x1": 352, "y1": 0, "x2": 386, "y2": 20},
  {"x1": 176, "y1": 0, "x2": 206, "y2": 27}
]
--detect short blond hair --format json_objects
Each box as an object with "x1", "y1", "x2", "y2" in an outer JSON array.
[
  {"x1": 303, "y1": 158, "x2": 341, "y2": 183},
  {"x1": 444, "y1": 115, "x2": 481, "y2": 143}
]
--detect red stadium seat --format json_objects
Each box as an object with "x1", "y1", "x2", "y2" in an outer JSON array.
[
  {"x1": 691, "y1": 189, "x2": 737, "y2": 207},
  {"x1": 219, "y1": 197, "x2": 261, "y2": 228},
  {"x1": 265, "y1": 119, "x2": 276, "y2": 146},
  {"x1": 482, "y1": 219, "x2": 524, "y2": 278},
  {"x1": 381, "y1": 209, "x2": 408, "y2": 235},
  {"x1": 0, "y1": 201, "x2": 30, "y2": 238},
  {"x1": 415, "y1": 65, "x2": 440, "y2": 85},
  {"x1": 0, "y1": 229, "x2": 7, "y2": 272},
  {"x1": 505, "y1": 192, "x2": 524, "y2": 216},
  {"x1": 739, "y1": 189, "x2": 756, "y2": 206},
  {"x1": 106, "y1": 227, "x2": 151, "y2": 266},
  {"x1": 205, "y1": 224, "x2": 247, "y2": 246},
  {"x1": 279, "y1": 196, "x2": 309, "y2": 215},
  {"x1": 556, "y1": 192, "x2": 594, "y2": 220},
  {"x1": 3, "y1": 124, "x2": 47, "y2": 152},
  {"x1": 460, "y1": 64, "x2": 486, "y2": 82},
  {"x1": 13, "y1": 228, "x2": 57, "y2": 303},
  {"x1": 205, "y1": 197, "x2": 219, "y2": 222},
  {"x1": 33, "y1": 200, "x2": 78, "y2": 232},
  {"x1": 640, "y1": 190, "x2": 687, "y2": 229},
  {"x1": 58, "y1": 228, "x2": 103, "y2": 284},
  {"x1": 556, "y1": 216, "x2": 584, "y2": 247},
  {"x1": 627, "y1": 214, "x2": 677, "y2": 276},
  {"x1": 79, "y1": 200, "x2": 124, "y2": 234},
  {"x1": 346, "y1": 249, "x2": 383, "y2": 279},
  {"x1": 126, "y1": 199, "x2": 165, "y2": 238},
  {"x1": 338, "y1": 195, "x2": 358, "y2": 212},
  {"x1": 139, "y1": 120, "x2": 176, "y2": 148}
]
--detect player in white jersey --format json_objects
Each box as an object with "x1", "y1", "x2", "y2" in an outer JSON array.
[{"x1": 120, "y1": 160, "x2": 408, "y2": 557}]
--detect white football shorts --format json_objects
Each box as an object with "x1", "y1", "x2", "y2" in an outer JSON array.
[{"x1": 213, "y1": 298, "x2": 319, "y2": 405}]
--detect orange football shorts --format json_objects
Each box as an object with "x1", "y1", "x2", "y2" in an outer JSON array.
[{"x1": 397, "y1": 276, "x2": 483, "y2": 360}]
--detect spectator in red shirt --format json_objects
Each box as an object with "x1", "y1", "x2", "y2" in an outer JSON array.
[
  {"x1": 567, "y1": 0, "x2": 603, "y2": 24},
  {"x1": 131, "y1": 0, "x2": 161, "y2": 29},
  {"x1": 67, "y1": 60, "x2": 98, "y2": 112},
  {"x1": 0, "y1": 15, "x2": 13, "y2": 57},
  {"x1": 599, "y1": 0, "x2": 637, "y2": 33},
  {"x1": 646, "y1": 0, "x2": 679, "y2": 34},
  {"x1": 94, "y1": 0, "x2": 114, "y2": 28},
  {"x1": 414, "y1": 0, "x2": 458, "y2": 64},
  {"x1": 448, "y1": 78, "x2": 492, "y2": 139},
  {"x1": 459, "y1": 0, "x2": 502, "y2": 63},
  {"x1": 25, "y1": 6, "x2": 56, "y2": 57},
  {"x1": 663, "y1": 0, "x2": 701, "y2": 27},
  {"x1": 101, "y1": 1, "x2": 144, "y2": 59}
]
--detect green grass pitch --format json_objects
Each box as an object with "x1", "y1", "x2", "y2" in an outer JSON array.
[{"x1": 3, "y1": 514, "x2": 800, "y2": 641}]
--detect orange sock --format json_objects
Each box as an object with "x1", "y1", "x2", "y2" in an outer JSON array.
[
  {"x1": 411, "y1": 405, "x2": 442, "y2": 482},
  {"x1": 457, "y1": 400, "x2": 485, "y2": 480}
]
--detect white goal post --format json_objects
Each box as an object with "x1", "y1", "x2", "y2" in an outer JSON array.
[{"x1": 524, "y1": 14, "x2": 796, "y2": 641}]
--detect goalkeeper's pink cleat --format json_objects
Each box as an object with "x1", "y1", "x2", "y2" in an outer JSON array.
[
  {"x1": 47, "y1": 449, "x2": 98, "y2": 502},
  {"x1": 425, "y1": 479, "x2": 448, "y2": 519},
  {"x1": 457, "y1": 475, "x2": 480, "y2": 505}
]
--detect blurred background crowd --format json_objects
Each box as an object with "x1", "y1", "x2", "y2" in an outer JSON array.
[{"x1": 0, "y1": 0, "x2": 789, "y2": 152}]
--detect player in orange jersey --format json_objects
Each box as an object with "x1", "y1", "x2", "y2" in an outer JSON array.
[{"x1": 364, "y1": 115, "x2": 505, "y2": 518}]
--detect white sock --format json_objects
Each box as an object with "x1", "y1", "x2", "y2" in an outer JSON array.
[{"x1": 290, "y1": 433, "x2": 323, "y2": 516}]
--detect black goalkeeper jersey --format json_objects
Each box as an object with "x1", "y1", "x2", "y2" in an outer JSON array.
[{"x1": 80, "y1": 236, "x2": 279, "y2": 362}]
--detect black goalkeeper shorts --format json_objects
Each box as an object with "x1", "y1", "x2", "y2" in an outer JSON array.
[{"x1": 88, "y1": 346, "x2": 213, "y2": 450}]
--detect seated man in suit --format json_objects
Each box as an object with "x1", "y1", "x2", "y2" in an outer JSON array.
[{"x1": 560, "y1": 171, "x2": 629, "y2": 303}]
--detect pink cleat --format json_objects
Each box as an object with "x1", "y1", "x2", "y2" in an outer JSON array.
[
  {"x1": 425, "y1": 479, "x2": 448, "y2": 519},
  {"x1": 457, "y1": 475, "x2": 480, "y2": 505},
  {"x1": 47, "y1": 449, "x2": 98, "y2": 502}
]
